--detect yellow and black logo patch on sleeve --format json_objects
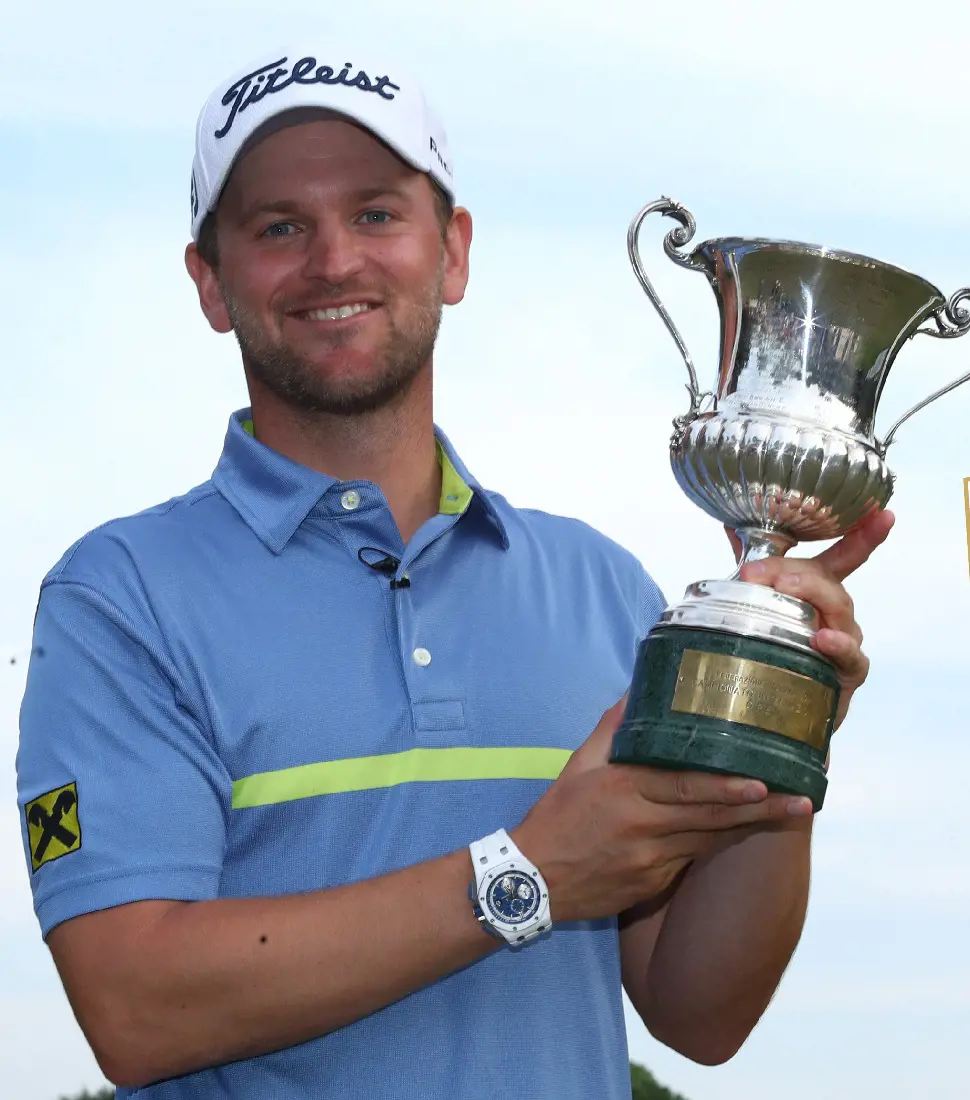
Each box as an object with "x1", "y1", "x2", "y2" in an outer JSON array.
[{"x1": 26, "y1": 781, "x2": 82, "y2": 872}]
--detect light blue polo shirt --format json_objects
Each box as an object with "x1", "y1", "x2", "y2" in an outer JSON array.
[{"x1": 17, "y1": 408, "x2": 666, "y2": 1100}]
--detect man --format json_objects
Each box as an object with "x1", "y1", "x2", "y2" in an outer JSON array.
[{"x1": 16, "y1": 45, "x2": 889, "y2": 1099}]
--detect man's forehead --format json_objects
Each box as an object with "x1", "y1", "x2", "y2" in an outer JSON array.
[
  {"x1": 217, "y1": 112, "x2": 417, "y2": 211},
  {"x1": 226, "y1": 110, "x2": 414, "y2": 191},
  {"x1": 241, "y1": 106, "x2": 360, "y2": 148}
]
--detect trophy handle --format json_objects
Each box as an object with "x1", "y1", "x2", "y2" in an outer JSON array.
[
  {"x1": 628, "y1": 198, "x2": 709, "y2": 426},
  {"x1": 879, "y1": 287, "x2": 970, "y2": 450}
]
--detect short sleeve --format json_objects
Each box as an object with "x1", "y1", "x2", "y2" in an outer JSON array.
[
  {"x1": 637, "y1": 567, "x2": 667, "y2": 645},
  {"x1": 16, "y1": 578, "x2": 231, "y2": 938}
]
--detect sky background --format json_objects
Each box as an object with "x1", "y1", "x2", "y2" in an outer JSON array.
[{"x1": 3, "y1": 1, "x2": 970, "y2": 1097}]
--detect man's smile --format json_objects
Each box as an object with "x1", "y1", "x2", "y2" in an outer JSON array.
[{"x1": 296, "y1": 302, "x2": 376, "y2": 322}]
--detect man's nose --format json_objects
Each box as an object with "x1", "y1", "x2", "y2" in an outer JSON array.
[{"x1": 302, "y1": 221, "x2": 367, "y2": 285}]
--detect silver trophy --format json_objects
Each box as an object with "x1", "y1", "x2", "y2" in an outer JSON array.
[{"x1": 609, "y1": 197, "x2": 970, "y2": 808}]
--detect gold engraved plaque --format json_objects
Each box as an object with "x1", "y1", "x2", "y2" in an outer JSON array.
[{"x1": 670, "y1": 650, "x2": 833, "y2": 750}]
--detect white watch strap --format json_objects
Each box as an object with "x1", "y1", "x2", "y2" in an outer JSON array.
[{"x1": 469, "y1": 828, "x2": 517, "y2": 873}]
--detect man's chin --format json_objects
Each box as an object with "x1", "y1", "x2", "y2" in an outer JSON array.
[
  {"x1": 239, "y1": 333, "x2": 431, "y2": 417},
  {"x1": 291, "y1": 382, "x2": 414, "y2": 417},
  {"x1": 252, "y1": 366, "x2": 422, "y2": 418}
]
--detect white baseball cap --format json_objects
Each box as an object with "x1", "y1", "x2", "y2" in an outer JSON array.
[{"x1": 189, "y1": 47, "x2": 455, "y2": 240}]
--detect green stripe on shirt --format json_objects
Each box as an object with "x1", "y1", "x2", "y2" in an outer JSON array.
[{"x1": 232, "y1": 746, "x2": 572, "y2": 808}]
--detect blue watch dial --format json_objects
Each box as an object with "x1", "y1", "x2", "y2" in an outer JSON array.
[{"x1": 485, "y1": 870, "x2": 541, "y2": 924}]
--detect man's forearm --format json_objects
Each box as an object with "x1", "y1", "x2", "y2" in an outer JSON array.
[
  {"x1": 632, "y1": 819, "x2": 812, "y2": 1064},
  {"x1": 52, "y1": 847, "x2": 498, "y2": 1088}
]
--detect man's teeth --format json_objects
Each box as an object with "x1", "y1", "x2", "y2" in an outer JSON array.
[{"x1": 303, "y1": 304, "x2": 372, "y2": 321}]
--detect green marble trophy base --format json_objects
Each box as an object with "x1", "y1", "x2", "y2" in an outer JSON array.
[{"x1": 610, "y1": 624, "x2": 840, "y2": 812}]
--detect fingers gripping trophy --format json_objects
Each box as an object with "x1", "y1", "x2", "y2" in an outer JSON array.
[{"x1": 609, "y1": 198, "x2": 970, "y2": 810}]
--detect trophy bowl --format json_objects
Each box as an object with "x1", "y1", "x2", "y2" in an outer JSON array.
[{"x1": 609, "y1": 198, "x2": 970, "y2": 810}]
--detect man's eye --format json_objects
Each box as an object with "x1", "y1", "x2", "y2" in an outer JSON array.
[
  {"x1": 261, "y1": 222, "x2": 298, "y2": 238},
  {"x1": 358, "y1": 210, "x2": 391, "y2": 225}
]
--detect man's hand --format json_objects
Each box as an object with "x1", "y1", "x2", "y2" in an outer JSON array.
[
  {"x1": 511, "y1": 699, "x2": 812, "y2": 925},
  {"x1": 727, "y1": 507, "x2": 894, "y2": 729}
]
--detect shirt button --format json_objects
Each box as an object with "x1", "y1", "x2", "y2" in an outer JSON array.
[
  {"x1": 412, "y1": 647, "x2": 432, "y2": 667},
  {"x1": 340, "y1": 489, "x2": 361, "y2": 511}
]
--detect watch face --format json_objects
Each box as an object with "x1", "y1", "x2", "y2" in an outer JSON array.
[{"x1": 485, "y1": 870, "x2": 541, "y2": 925}]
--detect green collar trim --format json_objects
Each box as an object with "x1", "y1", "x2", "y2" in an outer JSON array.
[
  {"x1": 241, "y1": 418, "x2": 473, "y2": 517},
  {"x1": 437, "y1": 442, "x2": 473, "y2": 515}
]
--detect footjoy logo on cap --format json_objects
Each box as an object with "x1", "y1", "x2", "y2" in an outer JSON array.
[{"x1": 215, "y1": 56, "x2": 402, "y2": 140}]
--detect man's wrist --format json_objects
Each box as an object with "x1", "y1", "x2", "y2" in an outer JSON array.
[{"x1": 468, "y1": 828, "x2": 552, "y2": 948}]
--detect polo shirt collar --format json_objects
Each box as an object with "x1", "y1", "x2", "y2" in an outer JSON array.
[{"x1": 212, "y1": 408, "x2": 509, "y2": 553}]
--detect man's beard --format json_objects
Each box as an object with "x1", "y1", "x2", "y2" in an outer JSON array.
[{"x1": 222, "y1": 273, "x2": 444, "y2": 417}]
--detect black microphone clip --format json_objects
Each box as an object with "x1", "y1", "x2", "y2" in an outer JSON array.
[{"x1": 357, "y1": 547, "x2": 411, "y2": 589}]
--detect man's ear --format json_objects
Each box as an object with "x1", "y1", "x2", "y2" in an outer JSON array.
[
  {"x1": 185, "y1": 243, "x2": 233, "y2": 334},
  {"x1": 441, "y1": 207, "x2": 473, "y2": 307}
]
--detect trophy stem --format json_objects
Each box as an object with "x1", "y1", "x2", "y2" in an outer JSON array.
[{"x1": 729, "y1": 528, "x2": 796, "y2": 578}]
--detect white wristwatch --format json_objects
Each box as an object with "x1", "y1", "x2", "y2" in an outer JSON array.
[{"x1": 468, "y1": 828, "x2": 552, "y2": 947}]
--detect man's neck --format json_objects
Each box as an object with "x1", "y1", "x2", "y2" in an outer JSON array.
[{"x1": 247, "y1": 377, "x2": 441, "y2": 547}]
